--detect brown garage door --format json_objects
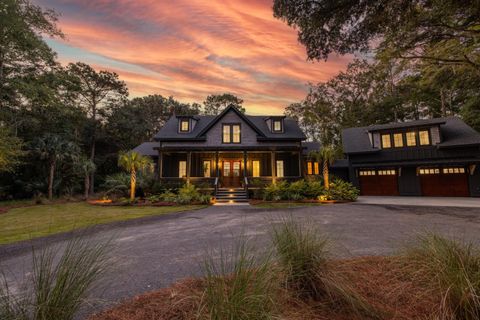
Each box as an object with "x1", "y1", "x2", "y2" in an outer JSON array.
[
  {"x1": 420, "y1": 167, "x2": 469, "y2": 197},
  {"x1": 359, "y1": 169, "x2": 399, "y2": 196}
]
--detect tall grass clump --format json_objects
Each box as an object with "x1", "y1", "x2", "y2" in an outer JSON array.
[
  {"x1": 200, "y1": 237, "x2": 277, "y2": 320},
  {"x1": 271, "y1": 216, "x2": 379, "y2": 318},
  {"x1": 0, "y1": 237, "x2": 110, "y2": 320},
  {"x1": 403, "y1": 233, "x2": 480, "y2": 320}
]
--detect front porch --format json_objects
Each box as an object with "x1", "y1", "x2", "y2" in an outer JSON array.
[{"x1": 157, "y1": 150, "x2": 303, "y2": 194}]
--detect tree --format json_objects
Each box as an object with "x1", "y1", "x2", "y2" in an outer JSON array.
[
  {"x1": 0, "y1": 128, "x2": 23, "y2": 173},
  {"x1": 0, "y1": 0, "x2": 63, "y2": 108},
  {"x1": 118, "y1": 151, "x2": 153, "y2": 200},
  {"x1": 66, "y1": 62, "x2": 128, "y2": 194},
  {"x1": 78, "y1": 157, "x2": 96, "y2": 200},
  {"x1": 273, "y1": 0, "x2": 480, "y2": 71},
  {"x1": 203, "y1": 93, "x2": 245, "y2": 115},
  {"x1": 311, "y1": 146, "x2": 336, "y2": 189},
  {"x1": 33, "y1": 134, "x2": 79, "y2": 200}
]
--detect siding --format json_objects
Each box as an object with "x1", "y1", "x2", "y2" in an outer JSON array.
[{"x1": 430, "y1": 126, "x2": 441, "y2": 145}]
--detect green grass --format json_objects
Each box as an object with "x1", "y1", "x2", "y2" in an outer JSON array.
[
  {"x1": 0, "y1": 203, "x2": 206, "y2": 245},
  {"x1": 252, "y1": 202, "x2": 323, "y2": 209}
]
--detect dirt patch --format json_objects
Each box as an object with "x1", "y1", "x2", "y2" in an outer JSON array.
[{"x1": 90, "y1": 256, "x2": 439, "y2": 320}]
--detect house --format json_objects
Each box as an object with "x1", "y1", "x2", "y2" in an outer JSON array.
[
  {"x1": 134, "y1": 105, "x2": 321, "y2": 201},
  {"x1": 342, "y1": 117, "x2": 480, "y2": 197}
]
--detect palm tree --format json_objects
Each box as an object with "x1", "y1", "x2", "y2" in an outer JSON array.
[
  {"x1": 78, "y1": 157, "x2": 96, "y2": 200},
  {"x1": 311, "y1": 145, "x2": 336, "y2": 190},
  {"x1": 33, "y1": 134, "x2": 79, "y2": 200},
  {"x1": 118, "y1": 151, "x2": 154, "y2": 200}
]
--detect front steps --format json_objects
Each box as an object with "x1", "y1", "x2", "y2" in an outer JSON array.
[{"x1": 215, "y1": 188, "x2": 249, "y2": 204}]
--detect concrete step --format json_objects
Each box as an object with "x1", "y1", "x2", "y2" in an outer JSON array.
[{"x1": 216, "y1": 198, "x2": 249, "y2": 203}]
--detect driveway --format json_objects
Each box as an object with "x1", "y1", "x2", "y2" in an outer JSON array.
[
  {"x1": 357, "y1": 196, "x2": 480, "y2": 207},
  {"x1": 1, "y1": 203, "x2": 480, "y2": 318}
]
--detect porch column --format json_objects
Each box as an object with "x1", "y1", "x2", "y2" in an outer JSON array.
[
  {"x1": 298, "y1": 150, "x2": 302, "y2": 177},
  {"x1": 186, "y1": 151, "x2": 191, "y2": 185},
  {"x1": 158, "y1": 151, "x2": 163, "y2": 179},
  {"x1": 215, "y1": 151, "x2": 219, "y2": 177},
  {"x1": 243, "y1": 151, "x2": 247, "y2": 177},
  {"x1": 271, "y1": 151, "x2": 276, "y2": 185}
]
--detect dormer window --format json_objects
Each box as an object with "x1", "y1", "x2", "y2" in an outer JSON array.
[
  {"x1": 381, "y1": 134, "x2": 391, "y2": 148},
  {"x1": 273, "y1": 119, "x2": 283, "y2": 132},
  {"x1": 419, "y1": 130, "x2": 430, "y2": 145},
  {"x1": 223, "y1": 124, "x2": 241, "y2": 143},
  {"x1": 179, "y1": 119, "x2": 189, "y2": 133}
]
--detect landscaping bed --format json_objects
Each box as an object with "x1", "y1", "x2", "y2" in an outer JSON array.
[{"x1": 89, "y1": 256, "x2": 438, "y2": 320}]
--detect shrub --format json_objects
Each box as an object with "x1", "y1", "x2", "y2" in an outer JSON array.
[
  {"x1": 271, "y1": 216, "x2": 378, "y2": 317},
  {"x1": 286, "y1": 180, "x2": 307, "y2": 201},
  {"x1": 304, "y1": 180, "x2": 324, "y2": 199},
  {"x1": 262, "y1": 180, "x2": 324, "y2": 201},
  {"x1": 263, "y1": 183, "x2": 281, "y2": 201},
  {"x1": 159, "y1": 190, "x2": 177, "y2": 202},
  {"x1": 322, "y1": 179, "x2": 359, "y2": 201},
  {"x1": 101, "y1": 172, "x2": 150, "y2": 197},
  {"x1": 201, "y1": 238, "x2": 277, "y2": 320},
  {"x1": 176, "y1": 184, "x2": 202, "y2": 204},
  {"x1": 0, "y1": 237, "x2": 110, "y2": 320},
  {"x1": 403, "y1": 233, "x2": 480, "y2": 320}
]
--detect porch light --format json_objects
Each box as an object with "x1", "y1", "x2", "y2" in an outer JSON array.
[
  {"x1": 229, "y1": 194, "x2": 234, "y2": 197},
  {"x1": 229, "y1": 200, "x2": 234, "y2": 203},
  {"x1": 229, "y1": 188, "x2": 234, "y2": 192}
]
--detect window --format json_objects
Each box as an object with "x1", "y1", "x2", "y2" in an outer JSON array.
[
  {"x1": 419, "y1": 130, "x2": 430, "y2": 145},
  {"x1": 252, "y1": 160, "x2": 260, "y2": 177},
  {"x1": 223, "y1": 161, "x2": 231, "y2": 176},
  {"x1": 359, "y1": 170, "x2": 376, "y2": 176},
  {"x1": 179, "y1": 119, "x2": 189, "y2": 132},
  {"x1": 233, "y1": 161, "x2": 240, "y2": 177},
  {"x1": 378, "y1": 169, "x2": 396, "y2": 175},
  {"x1": 314, "y1": 162, "x2": 319, "y2": 175},
  {"x1": 273, "y1": 120, "x2": 282, "y2": 132},
  {"x1": 276, "y1": 160, "x2": 284, "y2": 178},
  {"x1": 419, "y1": 168, "x2": 440, "y2": 175},
  {"x1": 179, "y1": 161, "x2": 187, "y2": 177},
  {"x1": 443, "y1": 167, "x2": 465, "y2": 174},
  {"x1": 406, "y1": 131, "x2": 417, "y2": 146},
  {"x1": 222, "y1": 124, "x2": 241, "y2": 143},
  {"x1": 307, "y1": 162, "x2": 313, "y2": 175},
  {"x1": 393, "y1": 133, "x2": 403, "y2": 148},
  {"x1": 381, "y1": 134, "x2": 391, "y2": 148},
  {"x1": 203, "y1": 160, "x2": 211, "y2": 177}
]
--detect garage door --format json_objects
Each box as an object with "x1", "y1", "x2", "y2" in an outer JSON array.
[
  {"x1": 359, "y1": 169, "x2": 399, "y2": 196},
  {"x1": 420, "y1": 167, "x2": 469, "y2": 197}
]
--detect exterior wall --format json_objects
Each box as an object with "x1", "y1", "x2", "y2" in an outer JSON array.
[
  {"x1": 398, "y1": 166, "x2": 421, "y2": 196},
  {"x1": 430, "y1": 126, "x2": 441, "y2": 145},
  {"x1": 469, "y1": 165, "x2": 480, "y2": 197},
  {"x1": 373, "y1": 132, "x2": 381, "y2": 149}
]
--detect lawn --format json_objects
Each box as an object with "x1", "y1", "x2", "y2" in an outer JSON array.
[{"x1": 0, "y1": 202, "x2": 206, "y2": 245}]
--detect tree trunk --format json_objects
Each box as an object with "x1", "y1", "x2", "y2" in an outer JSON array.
[
  {"x1": 84, "y1": 173, "x2": 90, "y2": 200},
  {"x1": 440, "y1": 88, "x2": 446, "y2": 117},
  {"x1": 89, "y1": 141, "x2": 95, "y2": 195},
  {"x1": 323, "y1": 160, "x2": 329, "y2": 190},
  {"x1": 130, "y1": 167, "x2": 136, "y2": 201},
  {"x1": 48, "y1": 160, "x2": 55, "y2": 201},
  {"x1": 89, "y1": 97, "x2": 97, "y2": 195}
]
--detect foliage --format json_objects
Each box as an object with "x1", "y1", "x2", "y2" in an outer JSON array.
[
  {"x1": 322, "y1": 179, "x2": 359, "y2": 201},
  {"x1": 271, "y1": 216, "x2": 378, "y2": 317},
  {"x1": 201, "y1": 237, "x2": 276, "y2": 320},
  {"x1": 203, "y1": 93, "x2": 245, "y2": 115},
  {"x1": 118, "y1": 151, "x2": 154, "y2": 200},
  {"x1": 0, "y1": 128, "x2": 24, "y2": 173},
  {"x1": 175, "y1": 184, "x2": 210, "y2": 204},
  {"x1": 0, "y1": 237, "x2": 109, "y2": 320},
  {"x1": 262, "y1": 180, "x2": 324, "y2": 201}
]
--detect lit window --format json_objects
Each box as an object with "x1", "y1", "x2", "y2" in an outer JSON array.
[
  {"x1": 360, "y1": 170, "x2": 376, "y2": 176},
  {"x1": 406, "y1": 131, "x2": 416, "y2": 146},
  {"x1": 252, "y1": 160, "x2": 260, "y2": 177},
  {"x1": 419, "y1": 130, "x2": 430, "y2": 145},
  {"x1": 276, "y1": 160, "x2": 284, "y2": 178},
  {"x1": 223, "y1": 161, "x2": 231, "y2": 176},
  {"x1": 314, "y1": 162, "x2": 319, "y2": 175},
  {"x1": 180, "y1": 119, "x2": 189, "y2": 132},
  {"x1": 393, "y1": 133, "x2": 403, "y2": 148},
  {"x1": 203, "y1": 160, "x2": 211, "y2": 177},
  {"x1": 222, "y1": 124, "x2": 240, "y2": 143},
  {"x1": 233, "y1": 161, "x2": 240, "y2": 177},
  {"x1": 419, "y1": 168, "x2": 440, "y2": 175},
  {"x1": 179, "y1": 161, "x2": 187, "y2": 177},
  {"x1": 381, "y1": 134, "x2": 391, "y2": 148},
  {"x1": 233, "y1": 125, "x2": 241, "y2": 143},
  {"x1": 273, "y1": 120, "x2": 282, "y2": 132},
  {"x1": 378, "y1": 170, "x2": 396, "y2": 176},
  {"x1": 443, "y1": 167, "x2": 465, "y2": 174},
  {"x1": 307, "y1": 162, "x2": 313, "y2": 175}
]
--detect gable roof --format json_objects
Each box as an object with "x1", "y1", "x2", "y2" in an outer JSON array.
[
  {"x1": 133, "y1": 142, "x2": 158, "y2": 157},
  {"x1": 342, "y1": 117, "x2": 480, "y2": 154},
  {"x1": 154, "y1": 105, "x2": 306, "y2": 142}
]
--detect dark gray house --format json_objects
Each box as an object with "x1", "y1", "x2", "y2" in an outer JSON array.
[
  {"x1": 134, "y1": 105, "x2": 321, "y2": 201},
  {"x1": 342, "y1": 117, "x2": 480, "y2": 197}
]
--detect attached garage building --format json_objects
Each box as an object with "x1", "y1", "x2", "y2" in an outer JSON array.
[{"x1": 342, "y1": 117, "x2": 480, "y2": 197}]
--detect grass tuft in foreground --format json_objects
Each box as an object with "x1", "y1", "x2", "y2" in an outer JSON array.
[
  {"x1": 271, "y1": 216, "x2": 380, "y2": 318},
  {"x1": 0, "y1": 236, "x2": 110, "y2": 320},
  {"x1": 201, "y1": 237, "x2": 277, "y2": 320},
  {"x1": 403, "y1": 233, "x2": 480, "y2": 320}
]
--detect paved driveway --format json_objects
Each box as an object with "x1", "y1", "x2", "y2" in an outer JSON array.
[{"x1": 1, "y1": 203, "x2": 480, "y2": 317}]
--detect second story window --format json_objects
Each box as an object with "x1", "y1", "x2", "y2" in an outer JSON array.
[
  {"x1": 393, "y1": 133, "x2": 403, "y2": 148},
  {"x1": 419, "y1": 130, "x2": 430, "y2": 145},
  {"x1": 273, "y1": 120, "x2": 282, "y2": 132},
  {"x1": 179, "y1": 119, "x2": 189, "y2": 132},
  {"x1": 381, "y1": 134, "x2": 391, "y2": 148},
  {"x1": 406, "y1": 131, "x2": 417, "y2": 146},
  {"x1": 222, "y1": 124, "x2": 241, "y2": 143}
]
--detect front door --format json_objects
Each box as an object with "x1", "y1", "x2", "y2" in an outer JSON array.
[{"x1": 222, "y1": 160, "x2": 242, "y2": 188}]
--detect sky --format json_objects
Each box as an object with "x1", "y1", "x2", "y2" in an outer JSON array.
[{"x1": 35, "y1": 0, "x2": 351, "y2": 114}]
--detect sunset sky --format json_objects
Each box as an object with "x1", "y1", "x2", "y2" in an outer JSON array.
[{"x1": 35, "y1": 0, "x2": 351, "y2": 114}]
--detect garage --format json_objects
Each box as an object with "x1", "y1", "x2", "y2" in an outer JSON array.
[
  {"x1": 359, "y1": 169, "x2": 399, "y2": 196},
  {"x1": 420, "y1": 167, "x2": 469, "y2": 197}
]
